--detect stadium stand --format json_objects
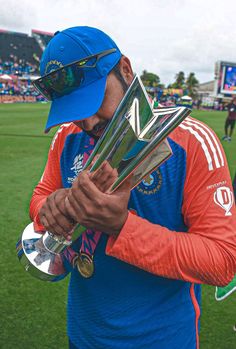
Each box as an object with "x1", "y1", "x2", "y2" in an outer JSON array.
[
  {"x1": 32, "y1": 29, "x2": 53, "y2": 53},
  {"x1": 0, "y1": 29, "x2": 53, "y2": 102}
]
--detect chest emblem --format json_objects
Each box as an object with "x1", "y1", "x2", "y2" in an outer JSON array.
[{"x1": 136, "y1": 170, "x2": 162, "y2": 195}]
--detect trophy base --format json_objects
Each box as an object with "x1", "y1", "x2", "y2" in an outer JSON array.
[{"x1": 16, "y1": 223, "x2": 69, "y2": 282}]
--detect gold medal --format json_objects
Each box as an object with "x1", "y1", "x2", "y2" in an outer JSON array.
[{"x1": 76, "y1": 252, "x2": 94, "y2": 278}]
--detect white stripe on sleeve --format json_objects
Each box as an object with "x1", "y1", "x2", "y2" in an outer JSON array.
[
  {"x1": 183, "y1": 120, "x2": 221, "y2": 169},
  {"x1": 185, "y1": 117, "x2": 224, "y2": 167},
  {"x1": 179, "y1": 124, "x2": 213, "y2": 171}
]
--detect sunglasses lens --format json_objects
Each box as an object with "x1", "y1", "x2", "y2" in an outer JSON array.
[
  {"x1": 34, "y1": 48, "x2": 117, "y2": 100},
  {"x1": 35, "y1": 68, "x2": 84, "y2": 100},
  {"x1": 34, "y1": 80, "x2": 51, "y2": 100}
]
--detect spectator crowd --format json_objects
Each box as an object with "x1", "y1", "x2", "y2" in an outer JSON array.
[
  {"x1": 0, "y1": 57, "x2": 43, "y2": 102},
  {"x1": 0, "y1": 56, "x2": 38, "y2": 76}
]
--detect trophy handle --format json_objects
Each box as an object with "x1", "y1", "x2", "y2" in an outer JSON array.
[{"x1": 16, "y1": 222, "x2": 85, "y2": 281}]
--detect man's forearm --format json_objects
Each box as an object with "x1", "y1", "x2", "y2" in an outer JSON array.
[{"x1": 106, "y1": 212, "x2": 236, "y2": 286}]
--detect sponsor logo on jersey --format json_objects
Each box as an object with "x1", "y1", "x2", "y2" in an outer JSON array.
[
  {"x1": 207, "y1": 180, "x2": 227, "y2": 190},
  {"x1": 214, "y1": 186, "x2": 233, "y2": 216},
  {"x1": 136, "y1": 170, "x2": 162, "y2": 195}
]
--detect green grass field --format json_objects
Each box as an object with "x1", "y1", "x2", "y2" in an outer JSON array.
[{"x1": 0, "y1": 103, "x2": 235, "y2": 349}]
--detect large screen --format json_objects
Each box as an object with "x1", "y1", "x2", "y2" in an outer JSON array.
[
  {"x1": 215, "y1": 61, "x2": 236, "y2": 96},
  {"x1": 221, "y1": 65, "x2": 236, "y2": 94}
]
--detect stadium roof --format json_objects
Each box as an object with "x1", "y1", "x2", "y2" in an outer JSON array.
[{"x1": 32, "y1": 29, "x2": 53, "y2": 36}]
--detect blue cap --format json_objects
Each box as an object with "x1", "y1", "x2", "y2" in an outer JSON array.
[{"x1": 40, "y1": 26, "x2": 122, "y2": 132}]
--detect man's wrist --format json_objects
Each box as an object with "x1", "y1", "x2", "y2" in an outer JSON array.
[{"x1": 110, "y1": 210, "x2": 129, "y2": 237}]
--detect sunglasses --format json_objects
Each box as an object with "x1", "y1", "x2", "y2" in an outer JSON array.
[{"x1": 33, "y1": 48, "x2": 117, "y2": 101}]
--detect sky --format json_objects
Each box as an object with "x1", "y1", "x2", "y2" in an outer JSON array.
[{"x1": 1, "y1": 0, "x2": 236, "y2": 85}]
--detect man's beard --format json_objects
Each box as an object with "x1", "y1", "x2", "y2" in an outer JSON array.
[{"x1": 84, "y1": 119, "x2": 111, "y2": 141}]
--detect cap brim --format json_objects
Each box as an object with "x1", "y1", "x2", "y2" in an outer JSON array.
[{"x1": 45, "y1": 76, "x2": 107, "y2": 133}]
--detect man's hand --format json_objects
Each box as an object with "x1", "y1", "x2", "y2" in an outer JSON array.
[
  {"x1": 39, "y1": 188, "x2": 75, "y2": 240},
  {"x1": 65, "y1": 163, "x2": 132, "y2": 236},
  {"x1": 90, "y1": 160, "x2": 118, "y2": 193}
]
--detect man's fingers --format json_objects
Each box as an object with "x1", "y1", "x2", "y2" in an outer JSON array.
[
  {"x1": 118, "y1": 175, "x2": 133, "y2": 190},
  {"x1": 40, "y1": 210, "x2": 72, "y2": 239},
  {"x1": 91, "y1": 161, "x2": 114, "y2": 179},
  {"x1": 79, "y1": 162, "x2": 118, "y2": 194},
  {"x1": 65, "y1": 196, "x2": 83, "y2": 223},
  {"x1": 91, "y1": 169, "x2": 118, "y2": 192},
  {"x1": 39, "y1": 195, "x2": 74, "y2": 239},
  {"x1": 90, "y1": 160, "x2": 108, "y2": 179},
  {"x1": 54, "y1": 189, "x2": 69, "y2": 214},
  {"x1": 39, "y1": 214, "x2": 50, "y2": 230},
  {"x1": 67, "y1": 185, "x2": 98, "y2": 220},
  {"x1": 40, "y1": 210, "x2": 63, "y2": 235},
  {"x1": 47, "y1": 196, "x2": 74, "y2": 232},
  {"x1": 73, "y1": 171, "x2": 104, "y2": 201},
  {"x1": 112, "y1": 175, "x2": 133, "y2": 196}
]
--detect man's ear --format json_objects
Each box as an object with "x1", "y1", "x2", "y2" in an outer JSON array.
[{"x1": 119, "y1": 56, "x2": 134, "y2": 85}]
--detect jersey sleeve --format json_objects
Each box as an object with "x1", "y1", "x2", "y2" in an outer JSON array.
[
  {"x1": 29, "y1": 125, "x2": 69, "y2": 231},
  {"x1": 106, "y1": 122, "x2": 236, "y2": 286}
]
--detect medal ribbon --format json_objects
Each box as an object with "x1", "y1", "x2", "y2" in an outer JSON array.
[
  {"x1": 81, "y1": 230, "x2": 101, "y2": 256},
  {"x1": 62, "y1": 136, "x2": 102, "y2": 272},
  {"x1": 80, "y1": 136, "x2": 102, "y2": 257}
]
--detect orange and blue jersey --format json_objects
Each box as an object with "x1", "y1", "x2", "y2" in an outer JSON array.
[{"x1": 30, "y1": 116, "x2": 236, "y2": 349}]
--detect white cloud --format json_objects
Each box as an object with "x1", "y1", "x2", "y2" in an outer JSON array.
[{"x1": 0, "y1": 0, "x2": 236, "y2": 84}]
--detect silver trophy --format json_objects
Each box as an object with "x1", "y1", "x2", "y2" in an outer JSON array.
[{"x1": 16, "y1": 75, "x2": 191, "y2": 281}]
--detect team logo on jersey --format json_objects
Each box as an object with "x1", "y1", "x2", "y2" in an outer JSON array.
[
  {"x1": 67, "y1": 154, "x2": 84, "y2": 184},
  {"x1": 71, "y1": 154, "x2": 84, "y2": 175},
  {"x1": 214, "y1": 186, "x2": 233, "y2": 216},
  {"x1": 136, "y1": 170, "x2": 162, "y2": 195}
]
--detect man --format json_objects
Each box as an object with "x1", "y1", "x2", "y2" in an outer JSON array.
[
  {"x1": 222, "y1": 96, "x2": 236, "y2": 141},
  {"x1": 31, "y1": 26, "x2": 236, "y2": 349}
]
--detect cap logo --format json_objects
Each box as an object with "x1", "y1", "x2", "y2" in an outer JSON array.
[{"x1": 45, "y1": 60, "x2": 63, "y2": 75}]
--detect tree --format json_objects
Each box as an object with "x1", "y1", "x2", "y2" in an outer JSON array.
[
  {"x1": 172, "y1": 71, "x2": 185, "y2": 89},
  {"x1": 140, "y1": 70, "x2": 160, "y2": 87},
  {"x1": 186, "y1": 72, "x2": 199, "y2": 99}
]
